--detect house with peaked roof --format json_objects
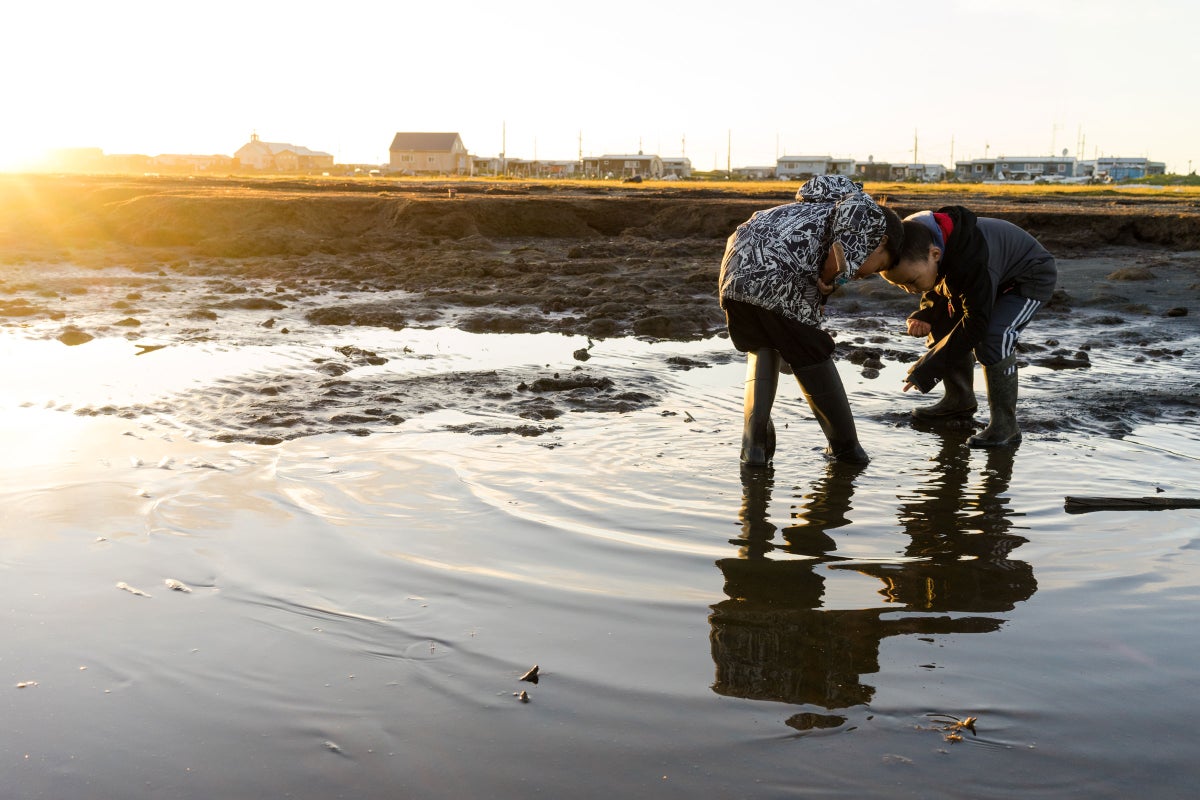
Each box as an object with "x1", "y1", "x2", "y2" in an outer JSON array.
[
  {"x1": 235, "y1": 134, "x2": 334, "y2": 172},
  {"x1": 388, "y1": 132, "x2": 469, "y2": 175}
]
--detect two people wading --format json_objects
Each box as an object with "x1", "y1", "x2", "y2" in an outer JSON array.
[{"x1": 720, "y1": 179, "x2": 1056, "y2": 467}]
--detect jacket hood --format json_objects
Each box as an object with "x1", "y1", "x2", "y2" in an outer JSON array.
[{"x1": 796, "y1": 174, "x2": 863, "y2": 204}]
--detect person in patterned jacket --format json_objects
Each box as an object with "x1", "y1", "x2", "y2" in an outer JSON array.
[{"x1": 719, "y1": 175, "x2": 902, "y2": 467}]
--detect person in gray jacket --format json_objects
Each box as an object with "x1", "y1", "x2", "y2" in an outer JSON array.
[
  {"x1": 878, "y1": 206, "x2": 1057, "y2": 448},
  {"x1": 720, "y1": 175, "x2": 902, "y2": 466}
]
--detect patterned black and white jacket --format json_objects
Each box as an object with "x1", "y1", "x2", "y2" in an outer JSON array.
[{"x1": 718, "y1": 175, "x2": 889, "y2": 327}]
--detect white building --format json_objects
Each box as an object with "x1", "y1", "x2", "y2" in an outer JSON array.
[
  {"x1": 235, "y1": 134, "x2": 334, "y2": 172},
  {"x1": 776, "y1": 156, "x2": 834, "y2": 180},
  {"x1": 661, "y1": 157, "x2": 692, "y2": 178}
]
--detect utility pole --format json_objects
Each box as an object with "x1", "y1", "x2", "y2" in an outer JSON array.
[
  {"x1": 949, "y1": 135, "x2": 954, "y2": 172},
  {"x1": 726, "y1": 129, "x2": 731, "y2": 176},
  {"x1": 913, "y1": 129, "x2": 918, "y2": 164}
]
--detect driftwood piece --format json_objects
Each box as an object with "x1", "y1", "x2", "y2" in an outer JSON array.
[{"x1": 1064, "y1": 496, "x2": 1200, "y2": 514}]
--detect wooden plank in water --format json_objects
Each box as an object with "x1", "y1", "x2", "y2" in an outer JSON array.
[{"x1": 1064, "y1": 496, "x2": 1200, "y2": 514}]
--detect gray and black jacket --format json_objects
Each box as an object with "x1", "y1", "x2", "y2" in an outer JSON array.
[{"x1": 906, "y1": 206, "x2": 1056, "y2": 391}]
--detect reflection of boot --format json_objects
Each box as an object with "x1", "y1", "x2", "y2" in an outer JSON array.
[
  {"x1": 794, "y1": 359, "x2": 869, "y2": 464},
  {"x1": 969, "y1": 354, "x2": 1021, "y2": 448},
  {"x1": 782, "y1": 460, "x2": 861, "y2": 556},
  {"x1": 740, "y1": 349, "x2": 781, "y2": 466},
  {"x1": 734, "y1": 466, "x2": 777, "y2": 557},
  {"x1": 913, "y1": 351, "x2": 977, "y2": 419}
]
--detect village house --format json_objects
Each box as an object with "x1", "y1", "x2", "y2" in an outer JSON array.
[
  {"x1": 150, "y1": 153, "x2": 236, "y2": 173},
  {"x1": 661, "y1": 157, "x2": 692, "y2": 179},
  {"x1": 887, "y1": 163, "x2": 948, "y2": 182},
  {"x1": 540, "y1": 160, "x2": 581, "y2": 178},
  {"x1": 388, "y1": 132, "x2": 469, "y2": 175},
  {"x1": 733, "y1": 165, "x2": 776, "y2": 180},
  {"x1": 1079, "y1": 157, "x2": 1166, "y2": 181},
  {"x1": 500, "y1": 158, "x2": 536, "y2": 177},
  {"x1": 776, "y1": 156, "x2": 832, "y2": 180},
  {"x1": 854, "y1": 158, "x2": 891, "y2": 181},
  {"x1": 235, "y1": 134, "x2": 333, "y2": 172},
  {"x1": 582, "y1": 153, "x2": 663, "y2": 179},
  {"x1": 955, "y1": 156, "x2": 1079, "y2": 182},
  {"x1": 472, "y1": 156, "x2": 503, "y2": 176},
  {"x1": 103, "y1": 154, "x2": 153, "y2": 173},
  {"x1": 774, "y1": 156, "x2": 855, "y2": 180}
]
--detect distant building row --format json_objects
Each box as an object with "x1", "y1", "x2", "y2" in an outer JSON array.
[
  {"x1": 39, "y1": 132, "x2": 1169, "y2": 183},
  {"x1": 953, "y1": 155, "x2": 1165, "y2": 182},
  {"x1": 745, "y1": 154, "x2": 1165, "y2": 183}
]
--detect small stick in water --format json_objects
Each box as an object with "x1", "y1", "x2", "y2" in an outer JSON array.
[{"x1": 1064, "y1": 496, "x2": 1200, "y2": 513}]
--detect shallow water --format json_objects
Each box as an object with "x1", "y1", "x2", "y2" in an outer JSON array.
[{"x1": 3, "y1": 315, "x2": 1200, "y2": 799}]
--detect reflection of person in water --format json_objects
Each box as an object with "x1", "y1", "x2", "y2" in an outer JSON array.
[
  {"x1": 710, "y1": 437, "x2": 1037, "y2": 724},
  {"x1": 853, "y1": 428, "x2": 1036, "y2": 612},
  {"x1": 713, "y1": 464, "x2": 878, "y2": 714}
]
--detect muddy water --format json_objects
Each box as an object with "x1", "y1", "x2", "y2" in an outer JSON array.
[{"x1": 3, "y1": 309, "x2": 1200, "y2": 799}]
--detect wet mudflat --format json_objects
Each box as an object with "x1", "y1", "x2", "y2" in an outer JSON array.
[{"x1": 3, "y1": 177, "x2": 1200, "y2": 798}]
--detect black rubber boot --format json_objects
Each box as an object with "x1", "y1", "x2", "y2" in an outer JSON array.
[
  {"x1": 968, "y1": 353, "x2": 1022, "y2": 449},
  {"x1": 794, "y1": 359, "x2": 869, "y2": 464},
  {"x1": 913, "y1": 351, "x2": 977, "y2": 419},
  {"x1": 740, "y1": 349, "x2": 781, "y2": 466}
]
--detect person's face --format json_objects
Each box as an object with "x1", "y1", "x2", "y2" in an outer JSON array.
[
  {"x1": 853, "y1": 237, "x2": 894, "y2": 279},
  {"x1": 879, "y1": 246, "x2": 941, "y2": 294}
]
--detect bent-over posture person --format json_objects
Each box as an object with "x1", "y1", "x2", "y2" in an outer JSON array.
[
  {"x1": 880, "y1": 207, "x2": 1057, "y2": 448},
  {"x1": 719, "y1": 175, "x2": 902, "y2": 466}
]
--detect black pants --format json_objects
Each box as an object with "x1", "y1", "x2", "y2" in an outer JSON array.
[{"x1": 723, "y1": 299, "x2": 834, "y2": 369}]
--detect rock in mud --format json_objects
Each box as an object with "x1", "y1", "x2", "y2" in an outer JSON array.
[
  {"x1": 1106, "y1": 267, "x2": 1155, "y2": 281},
  {"x1": 58, "y1": 327, "x2": 95, "y2": 346}
]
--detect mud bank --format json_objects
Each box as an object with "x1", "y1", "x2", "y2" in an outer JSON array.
[
  {"x1": 3, "y1": 175, "x2": 1200, "y2": 342},
  {"x1": 2, "y1": 175, "x2": 1198, "y2": 443}
]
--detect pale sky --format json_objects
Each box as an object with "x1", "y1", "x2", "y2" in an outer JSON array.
[{"x1": 2, "y1": 0, "x2": 1195, "y2": 173}]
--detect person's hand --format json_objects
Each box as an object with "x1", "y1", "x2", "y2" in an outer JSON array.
[
  {"x1": 817, "y1": 277, "x2": 835, "y2": 296},
  {"x1": 902, "y1": 381, "x2": 916, "y2": 392},
  {"x1": 905, "y1": 319, "x2": 931, "y2": 337}
]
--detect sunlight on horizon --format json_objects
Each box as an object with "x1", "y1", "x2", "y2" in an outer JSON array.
[{"x1": 1, "y1": 1, "x2": 1196, "y2": 172}]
